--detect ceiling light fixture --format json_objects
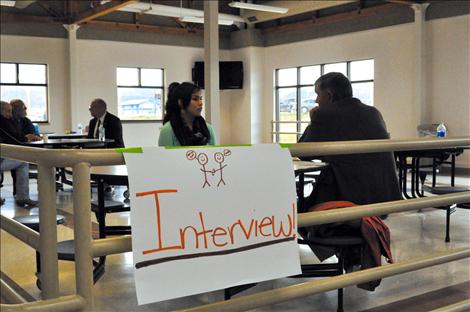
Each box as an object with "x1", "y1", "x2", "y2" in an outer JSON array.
[
  {"x1": 180, "y1": 16, "x2": 234, "y2": 26},
  {"x1": 116, "y1": 2, "x2": 245, "y2": 24},
  {"x1": 228, "y1": 1, "x2": 288, "y2": 14},
  {"x1": 0, "y1": 0, "x2": 16, "y2": 7}
]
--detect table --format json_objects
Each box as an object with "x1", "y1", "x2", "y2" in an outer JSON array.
[
  {"x1": 63, "y1": 165, "x2": 129, "y2": 283},
  {"x1": 90, "y1": 165, "x2": 129, "y2": 238},
  {"x1": 26, "y1": 138, "x2": 113, "y2": 148},
  {"x1": 48, "y1": 133, "x2": 88, "y2": 140},
  {"x1": 293, "y1": 160, "x2": 329, "y2": 210},
  {"x1": 26, "y1": 138, "x2": 115, "y2": 188},
  {"x1": 395, "y1": 147, "x2": 465, "y2": 198}
]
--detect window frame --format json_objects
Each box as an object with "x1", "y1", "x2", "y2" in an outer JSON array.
[
  {"x1": 274, "y1": 59, "x2": 374, "y2": 143},
  {"x1": 116, "y1": 66, "x2": 165, "y2": 122},
  {"x1": 0, "y1": 62, "x2": 49, "y2": 123}
]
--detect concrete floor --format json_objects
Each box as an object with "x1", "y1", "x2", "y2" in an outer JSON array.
[{"x1": 1, "y1": 172, "x2": 469, "y2": 311}]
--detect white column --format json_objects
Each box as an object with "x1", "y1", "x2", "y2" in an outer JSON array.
[
  {"x1": 412, "y1": 3, "x2": 430, "y2": 126},
  {"x1": 63, "y1": 24, "x2": 80, "y2": 131},
  {"x1": 204, "y1": 0, "x2": 220, "y2": 143}
]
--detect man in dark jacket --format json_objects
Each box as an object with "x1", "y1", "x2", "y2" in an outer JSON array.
[
  {"x1": 10, "y1": 99, "x2": 41, "y2": 142},
  {"x1": 0, "y1": 101, "x2": 38, "y2": 208},
  {"x1": 300, "y1": 72, "x2": 402, "y2": 211},
  {"x1": 86, "y1": 98, "x2": 124, "y2": 148}
]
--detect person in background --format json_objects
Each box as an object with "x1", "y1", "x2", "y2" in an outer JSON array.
[
  {"x1": 300, "y1": 72, "x2": 401, "y2": 210},
  {"x1": 10, "y1": 99, "x2": 41, "y2": 142},
  {"x1": 86, "y1": 98, "x2": 124, "y2": 148},
  {"x1": 0, "y1": 101, "x2": 38, "y2": 208},
  {"x1": 158, "y1": 82, "x2": 216, "y2": 146}
]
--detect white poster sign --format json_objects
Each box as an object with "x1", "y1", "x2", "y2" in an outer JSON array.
[{"x1": 124, "y1": 144, "x2": 301, "y2": 305}]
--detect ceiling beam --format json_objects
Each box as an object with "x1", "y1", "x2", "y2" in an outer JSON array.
[
  {"x1": 71, "y1": 0, "x2": 136, "y2": 25},
  {"x1": 36, "y1": 0, "x2": 63, "y2": 20},
  {"x1": 386, "y1": 0, "x2": 419, "y2": 5},
  {"x1": 240, "y1": 0, "x2": 356, "y2": 24},
  {"x1": 82, "y1": 19, "x2": 203, "y2": 36},
  {"x1": 0, "y1": 12, "x2": 57, "y2": 24},
  {"x1": 263, "y1": 3, "x2": 402, "y2": 34}
]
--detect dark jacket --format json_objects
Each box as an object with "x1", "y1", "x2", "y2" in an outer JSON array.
[
  {"x1": 12, "y1": 116, "x2": 35, "y2": 138},
  {"x1": 300, "y1": 97, "x2": 402, "y2": 209},
  {"x1": 0, "y1": 115, "x2": 24, "y2": 145},
  {"x1": 87, "y1": 112, "x2": 124, "y2": 148}
]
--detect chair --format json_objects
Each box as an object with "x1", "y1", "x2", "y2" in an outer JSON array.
[
  {"x1": 12, "y1": 214, "x2": 65, "y2": 289},
  {"x1": 423, "y1": 185, "x2": 469, "y2": 242},
  {"x1": 55, "y1": 239, "x2": 106, "y2": 284},
  {"x1": 225, "y1": 202, "x2": 365, "y2": 312},
  {"x1": 414, "y1": 148, "x2": 469, "y2": 242},
  {"x1": 295, "y1": 234, "x2": 364, "y2": 312},
  {"x1": 91, "y1": 199, "x2": 131, "y2": 237}
]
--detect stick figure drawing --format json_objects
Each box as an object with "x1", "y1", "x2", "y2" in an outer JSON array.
[
  {"x1": 214, "y1": 149, "x2": 231, "y2": 186},
  {"x1": 186, "y1": 149, "x2": 232, "y2": 188}
]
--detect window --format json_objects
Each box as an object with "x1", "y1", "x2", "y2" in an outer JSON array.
[
  {"x1": 273, "y1": 59, "x2": 374, "y2": 143},
  {"x1": 0, "y1": 62, "x2": 48, "y2": 122},
  {"x1": 116, "y1": 67, "x2": 164, "y2": 121}
]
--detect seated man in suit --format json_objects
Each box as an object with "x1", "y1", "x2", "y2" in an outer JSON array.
[
  {"x1": 87, "y1": 98, "x2": 124, "y2": 148},
  {"x1": 0, "y1": 101, "x2": 38, "y2": 208},
  {"x1": 300, "y1": 72, "x2": 401, "y2": 211}
]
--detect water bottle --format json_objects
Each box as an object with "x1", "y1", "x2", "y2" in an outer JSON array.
[
  {"x1": 77, "y1": 123, "x2": 83, "y2": 135},
  {"x1": 436, "y1": 123, "x2": 447, "y2": 138},
  {"x1": 98, "y1": 126, "x2": 105, "y2": 142},
  {"x1": 32, "y1": 123, "x2": 40, "y2": 135}
]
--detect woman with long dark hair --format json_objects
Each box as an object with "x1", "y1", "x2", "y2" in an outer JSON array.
[{"x1": 158, "y1": 82, "x2": 216, "y2": 146}]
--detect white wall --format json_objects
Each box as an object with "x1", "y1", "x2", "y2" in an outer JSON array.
[
  {"x1": 229, "y1": 46, "x2": 265, "y2": 144},
  {"x1": 0, "y1": 36, "x2": 69, "y2": 134},
  {"x1": 427, "y1": 15, "x2": 470, "y2": 167}
]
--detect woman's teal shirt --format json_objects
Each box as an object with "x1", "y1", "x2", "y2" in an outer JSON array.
[{"x1": 158, "y1": 122, "x2": 217, "y2": 146}]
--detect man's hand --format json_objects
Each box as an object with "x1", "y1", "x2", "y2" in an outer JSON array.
[
  {"x1": 309, "y1": 106, "x2": 319, "y2": 121},
  {"x1": 25, "y1": 134, "x2": 42, "y2": 142}
]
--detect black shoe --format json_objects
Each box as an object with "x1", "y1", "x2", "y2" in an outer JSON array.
[
  {"x1": 379, "y1": 214, "x2": 389, "y2": 220},
  {"x1": 15, "y1": 199, "x2": 38, "y2": 208}
]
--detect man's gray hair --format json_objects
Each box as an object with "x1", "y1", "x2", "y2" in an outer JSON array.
[{"x1": 315, "y1": 72, "x2": 353, "y2": 102}]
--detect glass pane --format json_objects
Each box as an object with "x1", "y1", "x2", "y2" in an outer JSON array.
[
  {"x1": 0, "y1": 85, "x2": 48, "y2": 121},
  {"x1": 352, "y1": 82, "x2": 374, "y2": 106},
  {"x1": 277, "y1": 87, "x2": 297, "y2": 142},
  {"x1": 18, "y1": 64, "x2": 46, "y2": 84},
  {"x1": 350, "y1": 59, "x2": 374, "y2": 81},
  {"x1": 277, "y1": 68, "x2": 297, "y2": 87},
  {"x1": 141, "y1": 68, "x2": 163, "y2": 87},
  {"x1": 323, "y1": 62, "x2": 347, "y2": 76},
  {"x1": 300, "y1": 86, "x2": 317, "y2": 126},
  {"x1": 300, "y1": 65, "x2": 320, "y2": 85},
  {"x1": 1, "y1": 63, "x2": 16, "y2": 83},
  {"x1": 278, "y1": 87, "x2": 297, "y2": 117},
  {"x1": 117, "y1": 87, "x2": 163, "y2": 120},
  {"x1": 117, "y1": 67, "x2": 139, "y2": 86},
  {"x1": 279, "y1": 133, "x2": 297, "y2": 144}
]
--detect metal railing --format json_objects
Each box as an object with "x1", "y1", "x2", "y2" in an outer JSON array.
[
  {"x1": 271, "y1": 120, "x2": 310, "y2": 141},
  {"x1": 0, "y1": 136, "x2": 469, "y2": 311}
]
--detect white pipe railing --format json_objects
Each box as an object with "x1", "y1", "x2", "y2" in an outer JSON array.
[
  {"x1": 180, "y1": 248, "x2": 470, "y2": 312},
  {"x1": 0, "y1": 137, "x2": 468, "y2": 311},
  {"x1": 430, "y1": 299, "x2": 470, "y2": 312}
]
